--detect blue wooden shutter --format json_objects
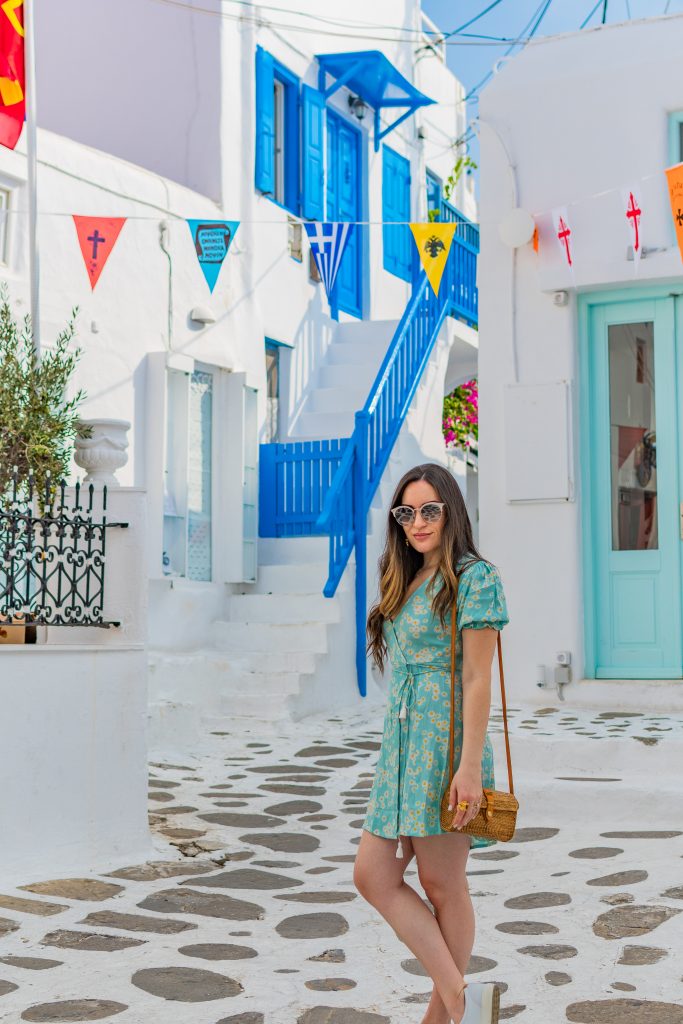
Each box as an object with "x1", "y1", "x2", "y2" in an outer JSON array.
[
  {"x1": 301, "y1": 85, "x2": 325, "y2": 220},
  {"x1": 382, "y1": 146, "x2": 411, "y2": 281},
  {"x1": 255, "y1": 46, "x2": 275, "y2": 195}
]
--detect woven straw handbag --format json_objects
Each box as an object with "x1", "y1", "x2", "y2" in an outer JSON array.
[{"x1": 440, "y1": 572, "x2": 519, "y2": 842}]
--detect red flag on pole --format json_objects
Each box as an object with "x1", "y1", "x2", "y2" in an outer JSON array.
[
  {"x1": 73, "y1": 216, "x2": 126, "y2": 289},
  {"x1": 0, "y1": 0, "x2": 25, "y2": 150}
]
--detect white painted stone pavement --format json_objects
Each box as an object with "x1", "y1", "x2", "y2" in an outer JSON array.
[{"x1": 0, "y1": 702, "x2": 682, "y2": 1023}]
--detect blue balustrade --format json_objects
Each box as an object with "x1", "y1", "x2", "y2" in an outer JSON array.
[{"x1": 258, "y1": 206, "x2": 479, "y2": 695}]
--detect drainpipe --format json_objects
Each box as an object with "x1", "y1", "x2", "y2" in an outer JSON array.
[{"x1": 159, "y1": 220, "x2": 173, "y2": 351}]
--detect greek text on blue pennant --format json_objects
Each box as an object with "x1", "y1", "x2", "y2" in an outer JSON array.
[
  {"x1": 304, "y1": 222, "x2": 354, "y2": 304},
  {"x1": 187, "y1": 219, "x2": 239, "y2": 292}
]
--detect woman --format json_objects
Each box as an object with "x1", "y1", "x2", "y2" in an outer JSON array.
[{"x1": 353, "y1": 463, "x2": 509, "y2": 1024}]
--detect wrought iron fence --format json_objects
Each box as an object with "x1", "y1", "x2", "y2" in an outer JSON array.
[{"x1": 0, "y1": 472, "x2": 128, "y2": 628}]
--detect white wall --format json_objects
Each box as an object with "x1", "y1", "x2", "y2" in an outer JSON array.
[
  {"x1": 477, "y1": 13, "x2": 683, "y2": 696},
  {"x1": 0, "y1": 489, "x2": 153, "y2": 886},
  {"x1": 35, "y1": 0, "x2": 223, "y2": 201}
]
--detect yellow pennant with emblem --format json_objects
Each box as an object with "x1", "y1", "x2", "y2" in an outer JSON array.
[{"x1": 410, "y1": 223, "x2": 456, "y2": 296}]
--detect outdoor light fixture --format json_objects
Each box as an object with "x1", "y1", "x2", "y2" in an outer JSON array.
[
  {"x1": 190, "y1": 305, "x2": 216, "y2": 324},
  {"x1": 498, "y1": 207, "x2": 535, "y2": 248},
  {"x1": 348, "y1": 93, "x2": 367, "y2": 120}
]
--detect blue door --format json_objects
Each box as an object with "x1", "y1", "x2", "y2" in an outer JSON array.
[
  {"x1": 584, "y1": 296, "x2": 683, "y2": 677},
  {"x1": 326, "y1": 110, "x2": 362, "y2": 318}
]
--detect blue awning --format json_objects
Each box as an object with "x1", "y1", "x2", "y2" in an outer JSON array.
[{"x1": 315, "y1": 50, "x2": 435, "y2": 151}]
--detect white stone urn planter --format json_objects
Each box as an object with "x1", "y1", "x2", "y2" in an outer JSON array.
[{"x1": 74, "y1": 418, "x2": 131, "y2": 486}]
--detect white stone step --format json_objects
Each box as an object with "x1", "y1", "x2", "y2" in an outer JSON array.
[
  {"x1": 257, "y1": 535, "x2": 330, "y2": 565},
  {"x1": 293, "y1": 409, "x2": 355, "y2": 439},
  {"x1": 308, "y1": 386, "x2": 368, "y2": 413},
  {"x1": 319, "y1": 362, "x2": 375, "y2": 389},
  {"x1": 149, "y1": 647, "x2": 316, "y2": 679},
  {"x1": 239, "y1": 561, "x2": 340, "y2": 595},
  {"x1": 326, "y1": 340, "x2": 388, "y2": 365},
  {"x1": 212, "y1": 620, "x2": 329, "y2": 653},
  {"x1": 512, "y1": 771, "x2": 683, "y2": 825},
  {"x1": 226, "y1": 592, "x2": 341, "y2": 624},
  {"x1": 218, "y1": 673, "x2": 302, "y2": 701},
  {"x1": 226, "y1": 649, "x2": 318, "y2": 673},
  {"x1": 202, "y1": 700, "x2": 292, "y2": 728},
  {"x1": 332, "y1": 319, "x2": 397, "y2": 344}
]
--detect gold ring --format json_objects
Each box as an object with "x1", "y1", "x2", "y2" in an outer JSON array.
[{"x1": 457, "y1": 800, "x2": 469, "y2": 809}]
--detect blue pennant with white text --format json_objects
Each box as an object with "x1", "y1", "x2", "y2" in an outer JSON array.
[{"x1": 187, "y1": 219, "x2": 239, "y2": 292}]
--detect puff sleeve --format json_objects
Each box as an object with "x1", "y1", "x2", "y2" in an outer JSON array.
[{"x1": 456, "y1": 559, "x2": 509, "y2": 632}]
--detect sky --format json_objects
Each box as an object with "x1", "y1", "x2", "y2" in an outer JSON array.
[{"x1": 421, "y1": 0, "x2": 683, "y2": 184}]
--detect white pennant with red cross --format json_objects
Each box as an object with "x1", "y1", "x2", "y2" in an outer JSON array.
[
  {"x1": 551, "y1": 206, "x2": 573, "y2": 270},
  {"x1": 621, "y1": 186, "x2": 643, "y2": 269}
]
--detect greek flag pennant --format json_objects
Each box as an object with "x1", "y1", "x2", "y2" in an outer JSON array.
[
  {"x1": 410, "y1": 223, "x2": 456, "y2": 296},
  {"x1": 304, "y1": 222, "x2": 355, "y2": 304},
  {"x1": 187, "y1": 219, "x2": 239, "y2": 292}
]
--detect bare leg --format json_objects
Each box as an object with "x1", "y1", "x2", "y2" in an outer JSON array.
[
  {"x1": 353, "y1": 830, "x2": 468, "y2": 1022},
  {"x1": 412, "y1": 832, "x2": 474, "y2": 1024}
]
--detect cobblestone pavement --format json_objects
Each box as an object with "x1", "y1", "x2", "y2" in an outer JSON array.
[{"x1": 1, "y1": 703, "x2": 682, "y2": 1023}]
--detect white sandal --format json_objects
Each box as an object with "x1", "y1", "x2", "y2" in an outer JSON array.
[{"x1": 460, "y1": 981, "x2": 500, "y2": 1023}]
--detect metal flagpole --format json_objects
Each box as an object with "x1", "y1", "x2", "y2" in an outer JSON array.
[{"x1": 24, "y1": 0, "x2": 40, "y2": 358}]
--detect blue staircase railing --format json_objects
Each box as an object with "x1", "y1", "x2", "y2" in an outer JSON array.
[{"x1": 259, "y1": 203, "x2": 478, "y2": 696}]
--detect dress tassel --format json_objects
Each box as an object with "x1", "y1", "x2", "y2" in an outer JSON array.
[{"x1": 395, "y1": 837, "x2": 403, "y2": 858}]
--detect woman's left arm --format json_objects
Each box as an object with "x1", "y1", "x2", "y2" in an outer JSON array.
[
  {"x1": 448, "y1": 626, "x2": 499, "y2": 829},
  {"x1": 460, "y1": 626, "x2": 499, "y2": 769}
]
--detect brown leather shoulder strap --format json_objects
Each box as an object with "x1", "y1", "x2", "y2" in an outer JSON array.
[{"x1": 451, "y1": 571, "x2": 514, "y2": 795}]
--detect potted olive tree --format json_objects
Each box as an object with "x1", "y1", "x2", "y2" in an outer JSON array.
[{"x1": 0, "y1": 284, "x2": 87, "y2": 642}]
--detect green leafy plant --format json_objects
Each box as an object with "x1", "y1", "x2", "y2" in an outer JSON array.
[
  {"x1": 443, "y1": 378, "x2": 478, "y2": 454},
  {"x1": 0, "y1": 283, "x2": 87, "y2": 498},
  {"x1": 443, "y1": 155, "x2": 477, "y2": 202}
]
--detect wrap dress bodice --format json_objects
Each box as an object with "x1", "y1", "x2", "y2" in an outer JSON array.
[{"x1": 362, "y1": 556, "x2": 510, "y2": 855}]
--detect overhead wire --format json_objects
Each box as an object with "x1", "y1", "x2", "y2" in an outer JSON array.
[
  {"x1": 147, "y1": 0, "x2": 559, "y2": 46},
  {"x1": 580, "y1": 0, "x2": 604, "y2": 28},
  {"x1": 463, "y1": 0, "x2": 555, "y2": 102}
]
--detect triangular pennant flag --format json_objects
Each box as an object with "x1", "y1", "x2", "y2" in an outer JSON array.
[
  {"x1": 73, "y1": 216, "x2": 126, "y2": 289},
  {"x1": 621, "y1": 186, "x2": 643, "y2": 266},
  {"x1": 0, "y1": 0, "x2": 25, "y2": 150},
  {"x1": 665, "y1": 163, "x2": 683, "y2": 264},
  {"x1": 187, "y1": 219, "x2": 239, "y2": 292},
  {"x1": 409, "y1": 223, "x2": 456, "y2": 296},
  {"x1": 551, "y1": 207, "x2": 573, "y2": 267},
  {"x1": 304, "y1": 222, "x2": 355, "y2": 304}
]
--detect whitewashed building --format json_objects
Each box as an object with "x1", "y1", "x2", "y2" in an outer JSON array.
[
  {"x1": 478, "y1": 12, "x2": 683, "y2": 711},
  {"x1": 2, "y1": 0, "x2": 481, "y2": 770}
]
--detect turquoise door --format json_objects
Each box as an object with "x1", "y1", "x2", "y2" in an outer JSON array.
[
  {"x1": 326, "y1": 110, "x2": 362, "y2": 318},
  {"x1": 585, "y1": 296, "x2": 683, "y2": 678}
]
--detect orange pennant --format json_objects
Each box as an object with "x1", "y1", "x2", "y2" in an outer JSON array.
[
  {"x1": 73, "y1": 216, "x2": 126, "y2": 289},
  {"x1": 665, "y1": 163, "x2": 683, "y2": 263}
]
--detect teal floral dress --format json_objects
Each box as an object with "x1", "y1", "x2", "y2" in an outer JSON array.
[{"x1": 362, "y1": 556, "x2": 510, "y2": 855}]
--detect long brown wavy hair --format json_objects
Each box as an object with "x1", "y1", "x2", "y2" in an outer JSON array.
[{"x1": 366, "y1": 462, "x2": 489, "y2": 673}]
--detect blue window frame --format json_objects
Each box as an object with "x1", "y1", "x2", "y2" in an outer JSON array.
[
  {"x1": 668, "y1": 112, "x2": 683, "y2": 165},
  {"x1": 254, "y1": 45, "x2": 300, "y2": 215},
  {"x1": 426, "y1": 169, "x2": 442, "y2": 220},
  {"x1": 382, "y1": 145, "x2": 412, "y2": 282}
]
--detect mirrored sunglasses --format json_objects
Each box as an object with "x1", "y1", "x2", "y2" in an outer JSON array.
[{"x1": 391, "y1": 501, "x2": 446, "y2": 526}]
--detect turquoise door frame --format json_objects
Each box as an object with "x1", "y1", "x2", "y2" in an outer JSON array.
[
  {"x1": 579, "y1": 285, "x2": 683, "y2": 679},
  {"x1": 326, "y1": 109, "x2": 363, "y2": 318}
]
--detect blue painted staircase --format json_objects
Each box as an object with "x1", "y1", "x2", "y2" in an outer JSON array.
[{"x1": 259, "y1": 204, "x2": 478, "y2": 698}]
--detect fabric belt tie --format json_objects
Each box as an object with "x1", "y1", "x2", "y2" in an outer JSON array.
[{"x1": 392, "y1": 661, "x2": 449, "y2": 859}]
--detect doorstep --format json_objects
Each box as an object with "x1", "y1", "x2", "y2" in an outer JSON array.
[{"x1": 549, "y1": 677, "x2": 683, "y2": 712}]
